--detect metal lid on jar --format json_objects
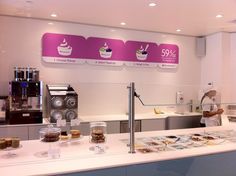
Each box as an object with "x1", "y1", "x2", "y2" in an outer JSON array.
[{"x1": 90, "y1": 121, "x2": 106, "y2": 128}]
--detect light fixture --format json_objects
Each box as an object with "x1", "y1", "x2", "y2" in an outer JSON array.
[
  {"x1": 25, "y1": 0, "x2": 33, "y2": 3},
  {"x1": 216, "y1": 14, "x2": 223, "y2": 18},
  {"x1": 176, "y1": 29, "x2": 181, "y2": 32},
  {"x1": 120, "y1": 22, "x2": 126, "y2": 26},
  {"x1": 48, "y1": 22, "x2": 54, "y2": 25},
  {"x1": 51, "y1": 13, "x2": 57, "y2": 17},
  {"x1": 149, "y1": 2, "x2": 157, "y2": 7}
]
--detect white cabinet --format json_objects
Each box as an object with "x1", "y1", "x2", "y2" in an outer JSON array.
[
  {"x1": 120, "y1": 120, "x2": 141, "y2": 133},
  {"x1": 77, "y1": 122, "x2": 90, "y2": 136},
  {"x1": 0, "y1": 126, "x2": 28, "y2": 140},
  {"x1": 141, "y1": 119, "x2": 166, "y2": 131},
  {"x1": 167, "y1": 116, "x2": 201, "y2": 130},
  {"x1": 107, "y1": 121, "x2": 120, "y2": 134},
  {"x1": 28, "y1": 125, "x2": 46, "y2": 140}
]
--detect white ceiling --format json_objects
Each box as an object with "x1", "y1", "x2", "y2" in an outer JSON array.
[{"x1": 0, "y1": 0, "x2": 236, "y2": 36}]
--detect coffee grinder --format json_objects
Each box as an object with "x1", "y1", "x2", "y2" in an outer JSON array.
[{"x1": 6, "y1": 67, "x2": 43, "y2": 124}]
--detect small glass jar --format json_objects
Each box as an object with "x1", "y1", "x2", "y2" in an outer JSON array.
[
  {"x1": 39, "y1": 125, "x2": 61, "y2": 159},
  {"x1": 39, "y1": 125, "x2": 61, "y2": 142},
  {"x1": 90, "y1": 122, "x2": 107, "y2": 144}
]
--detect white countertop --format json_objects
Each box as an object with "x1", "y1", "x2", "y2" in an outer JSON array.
[{"x1": 1, "y1": 123, "x2": 236, "y2": 176}]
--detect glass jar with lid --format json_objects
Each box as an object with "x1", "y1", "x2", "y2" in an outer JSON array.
[
  {"x1": 39, "y1": 125, "x2": 61, "y2": 159},
  {"x1": 90, "y1": 121, "x2": 107, "y2": 144},
  {"x1": 39, "y1": 124, "x2": 61, "y2": 142}
]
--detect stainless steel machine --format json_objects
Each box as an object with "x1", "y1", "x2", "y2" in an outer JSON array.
[
  {"x1": 6, "y1": 67, "x2": 43, "y2": 124},
  {"x1": 46, "y1": 84, "x2": 78, "y2": 123}
]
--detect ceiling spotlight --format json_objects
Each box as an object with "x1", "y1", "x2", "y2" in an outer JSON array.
[
  {"x1": 149, "y1": 3, "x2": 157, "y2": 7},
  {"x1": 176, "y1": 29, "x2": 181, "y2": 32},
  {"x1": 216, "y1": 14, "x2": 223, "y2": 18},
  {"x1": 120, "y1": 22, "x2": 126, "y2": 26},
  {"x1": 51, "y1": 13, "x2": 57, "y2": 17},
  {"x1": 48, "y1": 22, "x2": 54, "y2": 25},
  {"x1": 25, "y1": 0, "x2": 33, "y2": 3}
]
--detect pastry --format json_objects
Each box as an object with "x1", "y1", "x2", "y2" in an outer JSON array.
[
  {"x1": 11, "y1": 137, "x2": 20, "y2": 148},
  {"x1": 0, "y1": 139, "x2": 7, "y2": 150},
  {"x1": 70, "y1": 130, "x2": 80, "y2": 138},
  {"x1": 91, "y1": 129, "x2": 105, "y2": 143},
  {"x1": 5, "y1": 138, "x2": 12, "y2": 147},
  {"x1": 43, "y1": 133, "x2": 60, "y2": 142},
  {"x1": 60, "y1": 135, "x2": 69, "y2": 140}
]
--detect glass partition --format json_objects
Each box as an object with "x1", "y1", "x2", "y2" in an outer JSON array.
[{"x1": 65, "y1": 82, "x2": 236, "y2": 117}]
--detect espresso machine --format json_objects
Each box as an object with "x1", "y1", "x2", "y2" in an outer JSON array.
[{"x1": 6, "y1": 67, "x2": 43, "y2": 124}]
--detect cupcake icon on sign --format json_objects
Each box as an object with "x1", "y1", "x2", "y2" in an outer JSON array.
[
  {"x1": 136, "y1": 44, "x2": 149, "y2": 61},
  {"x1": 57, "y1": 38, "x2": 72, "y2": 56},
  {"x1": 99, "y1": 42, "x2": 112, "y2": 58}
]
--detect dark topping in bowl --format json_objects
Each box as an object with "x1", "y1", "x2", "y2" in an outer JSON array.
[
  {"x1": 193, "y1": 134, "x2": 201, "y2": 136},
  {"x1": 166, "y1": 135, "x2": 177, "y2": 139},
  {"x1": 203, "y1": 136, "x2": 215, "y2": 140}
]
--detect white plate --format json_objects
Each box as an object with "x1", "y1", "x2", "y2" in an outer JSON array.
[
  {"x1": 60, "y1": 135, "x2": 83, "y2": 143},
  {"x1": 205, "y1": 139, "x2": 226, "y2": 145}
]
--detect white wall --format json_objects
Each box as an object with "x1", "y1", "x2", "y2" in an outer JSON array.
[
  {"x1": 0, "y1": 16, "x2": 201, "y2": 116},
  {"x1": 200, "y1": 32, "x2": 236, "y2": 105},
  {"x1": 228, "y1": 33, "x2": 236, "y2": 103},
  {"x1": 200, "y1": 33, "x2": 223, "y2": 88}
]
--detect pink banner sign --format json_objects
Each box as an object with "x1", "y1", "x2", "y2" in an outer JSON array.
[
  {"x1": 42, "y1": 33, "x2": 179, "y2": 68},
  {"x1": 157, "y1": 44, "x2": 179, "y2": 68},
  {"x1": 86, "y1": 37, "x2": 125, "y2": 66},
  {"x1": 42, "y1": 33, "x2": 87, "y2": 64},
  {"x1": 124, "y1": 41, "x2": 158, "y2": 67}
]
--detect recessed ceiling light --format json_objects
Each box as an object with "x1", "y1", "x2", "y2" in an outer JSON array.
[
  {"x1": 120, "y1": 22, "x2": 126, "y2": 26},
  {"x1": 51, "y1": 13, "x2": 57, "y2": 17},
  {"x1": 216, "y1": 14, "x2": 223, "y2": 18},
  {"x1": 48, "y1": 22, "x2": 54, "y2": 25},
  {"x1": 25, "y1": 0, "x2": 33, "y2": 3},
  {"x1": 149, "y1": 3, "x2": 157, "y2": 7},
  {"x1": 176, "y1": 29, "x2": 181, "y2": 32}
]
